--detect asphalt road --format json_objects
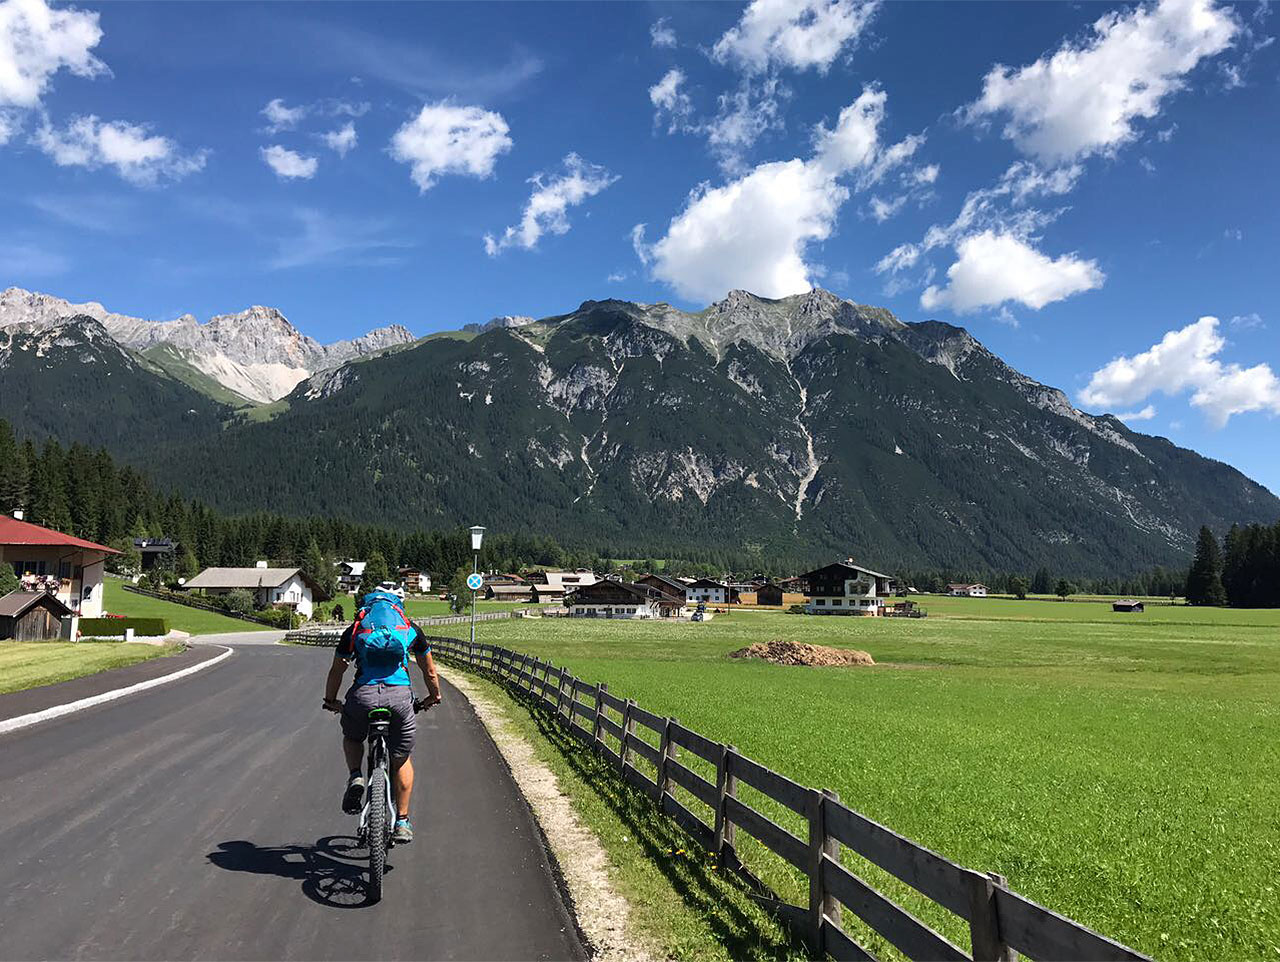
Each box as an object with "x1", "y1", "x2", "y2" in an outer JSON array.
[{"x1": 0, "y1": 637, "x2": 585, "y2": 961}]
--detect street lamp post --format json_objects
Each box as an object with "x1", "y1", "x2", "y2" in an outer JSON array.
[{"x1": 469, "y1": 525, "x2": 486, "y2": 647}]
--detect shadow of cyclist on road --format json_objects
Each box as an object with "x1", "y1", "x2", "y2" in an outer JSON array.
[{"x1": 207, "y1": 836, "x2": 388, "y2": 908}]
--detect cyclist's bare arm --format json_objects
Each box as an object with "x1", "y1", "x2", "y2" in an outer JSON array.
[
  {"x1": 323, "y1": 655, "x2": 349, "y2": 711},
  {"x1": 416, "y1": 651, "x2": 442, "y2": 706}
]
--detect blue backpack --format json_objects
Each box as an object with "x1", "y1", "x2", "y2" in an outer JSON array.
[{"x1": 351, "y1": 591, "x2": 414, "y2": 676}]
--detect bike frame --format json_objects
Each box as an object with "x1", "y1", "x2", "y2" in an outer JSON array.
[{"x1": 357, "y1": 711, "x2": 396, "y2": 841}]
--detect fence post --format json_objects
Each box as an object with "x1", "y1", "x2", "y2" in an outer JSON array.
[
  {"x1": 658, "y1": 717, "x2": 675, "y2": 802},
  {"x1": 569, "y1": 677, "x2": 580, "y2": 727},
  {"x1": 968, "y1": 871, "x2": 1015, "y2": 962},
  {"x1": 806, "y1": 788, "x2": 842, "y2": 953},
  {"x1": 621, "y1": 699, "x2": 637, "y2": 769},
  {"x1": 593, "y1": 683, "x2": 607, "y2": 748},
  {"x1": 722, "y1": 745, "x2": 738, "y2": 853}
]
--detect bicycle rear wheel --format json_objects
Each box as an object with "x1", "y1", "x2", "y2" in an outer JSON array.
[{"x1": 367, "y1": 765, "x2": 388, "y2": 902}]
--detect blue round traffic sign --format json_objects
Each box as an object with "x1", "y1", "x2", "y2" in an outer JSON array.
[{"x1": 466, "y1": 572, "x2": 484, "y2": 591}]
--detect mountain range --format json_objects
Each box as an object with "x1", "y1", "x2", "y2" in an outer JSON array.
[{"x1": 2, "y1": 285, "x2": 1276, "y2": 575}]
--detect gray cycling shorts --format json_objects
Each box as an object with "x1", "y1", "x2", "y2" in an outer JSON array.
[{"x1": 341, "y1": 683, "x2": 416, "y2": 757}]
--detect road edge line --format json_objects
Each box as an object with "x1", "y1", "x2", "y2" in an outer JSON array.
[{"x1": 0, "y1": 646, "x2": 234, "y2": 736}]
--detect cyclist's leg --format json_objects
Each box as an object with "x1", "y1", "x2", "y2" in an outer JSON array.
[
  {"x1": 385, "y1": 686, "x2": 417, "y2": 838},
  {"x1": 392, "y1": 756, "x2": 414, "y2": 817}
]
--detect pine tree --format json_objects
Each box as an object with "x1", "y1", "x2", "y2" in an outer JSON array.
[
  {"x1": 359, "y1": 551, "x2": 391, "y2": 597},
  {"x1": 1031, "y1": 566, "x2": 1052, "y2": 595},
  {"x1": 0, "y1": 563, "x2": 19, "y2": 597},
  {"x1": 1008, "y1": 576, "x2": 1029, "y2": 600},
  {"x1": 301, "y1": 539, "x2": 337, "y2": 599},
  {"x1": 1185, "y1": 526, "x2": 1227, "y2": 606}
]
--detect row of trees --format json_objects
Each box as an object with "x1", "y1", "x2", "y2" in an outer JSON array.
[{"x1": 1186, "y1": 522, "x2": 1280, "y2": 607}]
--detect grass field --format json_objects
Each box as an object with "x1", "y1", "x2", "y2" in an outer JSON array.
[
  {"x1": 103, "y1": 578, "x2": 271, "y2": 635},
  {"x1": 0, "y1": 641, "x2": 175, "y2": 695},
  {"x1": 436, "y1": 596, "x2": 1280, "y2": 961},
  {"x1": 329, "y1": 594, "x2": 532, "y2": 620}
]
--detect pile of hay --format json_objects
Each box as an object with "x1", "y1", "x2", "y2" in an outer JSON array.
[{"x1": 729, "y1": 640, "x2": 874, "y2": 667}]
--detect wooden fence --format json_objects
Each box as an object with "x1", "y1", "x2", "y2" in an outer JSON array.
[
  {"x1": 119, "y1": 582, "x2": 279, "y2": 627},
  {"x1": 428, "y1": 637, "x2": 1152, "y2": 962},
  {"x1": 282, "y1": 608, "x2": 563, "y2": 645}
]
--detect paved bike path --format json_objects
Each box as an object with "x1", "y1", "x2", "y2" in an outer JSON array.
[{"x1": 0, "y1": 642, "x2": 585, "y2": 961}]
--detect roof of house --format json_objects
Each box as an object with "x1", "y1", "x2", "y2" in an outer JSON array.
[
  {"x1": 640, "y1": 573, "x2": 688, "y2": 594},
  {"x1": 0, "y1": 590, "x2": 73, "y2": 618},
  {"x1": 532, "y1": 583, "x2": 566, "y2": 594},
  {"x1": 0, "y1": 516, "x2": 119, "y2": 555},
  {"x1": 337, "y1": 561, "x2": 366, "y2": 576},
  {"x1": 567, "y1": 579, "x2": 665, "y2": 603},
  {"x1": 186, "y1": 567, "x2": 308, "y2": 590},
  {"x1": 799, "y1": 560, "x2": 891, "y2": 581},
  {"x1": 948, "y1": 583, "x2": 988, "y2": 589},
  {"x1": 487, "y1": 584, "x2": 534, "y2": 596},
  {"x1": 688, "y1": 578, "x2": 729, "y2": 589}
]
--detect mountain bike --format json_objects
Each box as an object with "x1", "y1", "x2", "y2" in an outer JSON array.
[{"x1": 355, "y1": 698, "x2": 432, "y2": 902}]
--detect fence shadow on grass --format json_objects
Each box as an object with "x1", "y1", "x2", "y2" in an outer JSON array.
[{"x1": 518, "y1": 693, "x2": 806, "y2": 962}]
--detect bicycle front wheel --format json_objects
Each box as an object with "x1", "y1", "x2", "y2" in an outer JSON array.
[{"x1": 367, "y1": 765, "x2": 387, "y2": 902}]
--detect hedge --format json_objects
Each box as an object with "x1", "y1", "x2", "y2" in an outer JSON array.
[{"x1": 79, "y1": 617, "x2": 169, "y2": 637}]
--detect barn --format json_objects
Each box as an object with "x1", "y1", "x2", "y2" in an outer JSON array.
[
  {"x1": 0, "y1": 591, "x2": 73, "y2": 641},
  {"x1": 754, "y1": 582, "x2": 784, "y2": 606},
  {"x1": 1113, "y1": 599, "x2": 1145, "y2": 613}
]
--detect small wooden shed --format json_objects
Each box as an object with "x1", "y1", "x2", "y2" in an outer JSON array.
[
  {"x1": 754, "y1": 582, "x2": 784, "y2": 606},
  {"x1": 1112, "y1": 599, "x2": 1145, "y2": 613},
  {"x1": 0, "y1": 591, "x2": 73, "y2": 641}
]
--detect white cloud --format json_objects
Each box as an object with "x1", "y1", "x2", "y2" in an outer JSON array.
[
  {"x1": 1079, "y1": 316, "x2": 1280, "y2": 427},
  {"x1": 913, "y1": 163, "x2": 939, "y2": 185},
  {"x1": 0, "y1": 0, "x2": 106, "y2": 113},
  {"x1": 34, "y1": 115, "x2": 206, "y2": 185},
  {"x1": 640, "y1": 84, "x2": 919, "y2": 302},
  {"x1": 875, "y1": 242, "x2": 920, "y2": 274},
  {"x1": 1138, "y1": 156, "x2": 1157, "y2": 174},
  {"x1": 607, "y1": 271, "x2": 627, "y2": 283},
  {"x1": 650, "y1": 68, "x2": 693, "y2": 133},
  {"x1": 484, "y1": 152, "x2": 618, "y2": 255},
  {"x1": 261, "y1": 144, "x2": 318, "y2": 179},
  {"x1": 1115, "y1": 404, "x2": 1158, "y2": 421},
  {"x1": 704, "y1": 77, "x2": 786, "y2": 171},
  {"x1": 322, "y1": 121, "x2": 357, "y2": 156},
  {"x1": 650, "y1": 17, "x2": 676, "y2": 48},
  {"x1": 1230, "y1": 312, "x2": 1264, "y2": 330},
  {"x1": 389, "y1": 101, "x2": 511, "y2": 192},
  {"x1": 261, "y1": 97, "x2": 307, "y2": 133},
  {"x1": 868, "y1": 194, "x2": 906, "y2": 222},
  {"x1": 920, "y1": 230, "x2": 1104, "y2": 313},
  {"x1": 966, "y1": 0, "x2": 1238, "y2": 163},
  {"x1": 712, "y1": 0, "x2": 879, "y2": 74}
]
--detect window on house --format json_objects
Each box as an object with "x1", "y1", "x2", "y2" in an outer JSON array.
[
  {"x1": 815, "y1": 598, "x2": 825, "y2": 605},
  {"x1": 58, "y1": 562, "x2": 72, "y2": 579},
  {"x1": 832, "y1": 599, "x2": 842, "y2": 605}
]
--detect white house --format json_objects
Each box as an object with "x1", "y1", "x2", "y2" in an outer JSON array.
[
  {"x1": 947, "y1": 583, "x2": 988, "y2": 597},
  {"x1": 800, "y1": 560, "x2": 893, "y2": 615},
  {"x1": 185, "y1": 565, "x2": 326, "y2": 618},
  {"x1": 335, "y1": 561, "x2": 366, "y2": 594},
  {"x1": 0, "y1": 512, "x2": 116, "y2": 617},
  {"x1": 686, "y1": 578, "x2": 740, "y2": 605}
]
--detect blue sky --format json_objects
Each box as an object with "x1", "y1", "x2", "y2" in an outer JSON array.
[{"x1": 1, "y1": 0, "x2": 1278, "y2": 492}]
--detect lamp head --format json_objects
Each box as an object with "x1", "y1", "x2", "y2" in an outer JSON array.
[{"x1": 469, "y1": 525, "x2": 486, "y2": 551}]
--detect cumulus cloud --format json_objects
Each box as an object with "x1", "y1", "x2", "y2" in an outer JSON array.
[
  {"x1": 261, "y1": 97, "x2": 307, "y2": 133},
  {"x1": 650, "y1": 68, "x2": 693, "y2": 133},
  {"x1": 966, "y1": 0, "x2": 1238, "y2": 163},
  {"x1": 712, "y1": 0, "x2": 879, "y2": 74},
  {"x1": 34, "y1": 115, "x2": 206, "y2": 185},
  {"x1": 1116, "y1": 405, "x2": 1158, "y2": 422},
  {"x1": 484, "y1": 152, "x2": 618, "y2": 255},
  {"x1": 261, "y1": 144, "x2": 318, "y2": 179},
  {"x1": 0, "y1": 0, "x2": 106, "y2": 120},
  {"x1": 389, "y1": 101, "x2": 512, "y2": 192},
  {"x1": 639, "y1": 84, "x2": 919, "y2": 302},
  {"x1": 920, "y1": 230, "x2": 1104, "y2": 313},
  {"x1": 322, "y1": 121, "x2": 357, "y2": 156},
  {"x1": 650, "y1": 17, "x2": 676, "y2": 48},
  {"x1": 1079, "y1": 316, "x2": 1280, "y2": 427},
  {"x1": 704, "y1": 77, "x2": 787, "y2": 170}
]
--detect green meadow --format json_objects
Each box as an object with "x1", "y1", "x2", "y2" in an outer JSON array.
[
  {"x1": 437, "y1": 597, "x2": 1280, "y2": 961},
  {"x1": 103, "y1": 578, "x2": 272, "y2": 635}
]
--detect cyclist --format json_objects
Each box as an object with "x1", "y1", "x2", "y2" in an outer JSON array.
[{"x1": 322, "y1": 587, "x2": 442, "y2": 844}]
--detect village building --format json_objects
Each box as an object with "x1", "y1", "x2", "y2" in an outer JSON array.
[
  {"x1": 531, "y1": 583, "x2": 567, "y2": 604},
  {"x1": 637, "y1": 573, "x2": 690, "y2": 601},
  {"x1": 686, "y1": 578, "x2": 740, "y2": 605},
  {"x1": 1112, "y1": 599, "x2": 1145, "y2": 613},
  {"x1": 484, "y1": 572, "x2": 528, "y2": 587},
  {"x1": 566, "y1": 579, "x2": 683, "y2": 619},
  {"x1": 335, "y1": 561, "x2": 365, "y2": 594},
  {"x1": 134, "y1": 538, "x2": 178, "y2": 573},
  {"x1": 398, "y1": 567, "x2": 432, "y2": 594},
  {"x1": 185, "y1": 564, "x2": 327, "y2": 619},
  {"x1": 800, "y1": 560, "x2": 894, "y2": 615},
  {"x1": 0, "y1": 590, "x2": 73, "y2": 641},
  {"x1": 754, "y1": 582, "x2": 785, "y2": 607},
  {"x1": 530, "y1": 569, "x2": 598, "y2": 591},
  {"x1": 947, "y1": 583, "x2": 988, "y2": 597},
  {"x1": 486, "y1": 583, "x2": 534, "y2": 602},
  {"x1": 0, "y1": 513, "x2": 117, "y2": 617}
]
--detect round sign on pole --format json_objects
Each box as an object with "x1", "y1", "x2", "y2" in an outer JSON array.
[{"x1": 466, "y1": 572, "x2": 484, "y2": 592}]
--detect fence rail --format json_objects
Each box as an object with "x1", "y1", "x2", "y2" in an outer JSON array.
[
  {"x1": 424, "y1": 636, "x2": 1152, "y2": 962},
  {"x1": 282, "y1": 608, "x2": 562, "y2": 645}
]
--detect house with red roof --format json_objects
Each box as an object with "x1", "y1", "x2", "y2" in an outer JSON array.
[{"x1": 0, "y1": 512, "x2": 119, "y2": 618}]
